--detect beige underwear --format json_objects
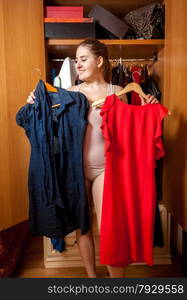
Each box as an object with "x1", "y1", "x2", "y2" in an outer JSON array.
[{"x1": 76, "y1": 83, "x2": 115, "y2": 181}]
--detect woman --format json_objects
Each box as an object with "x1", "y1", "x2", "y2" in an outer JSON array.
[{"x1": 27, "y1": 38, "x2": 159, "y2": 278}]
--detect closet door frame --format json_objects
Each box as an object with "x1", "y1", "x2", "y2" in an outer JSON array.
[
  {"x1": 163, "y1": 0, "x2": 187, "y2": 232},
  {"x1": 0, "y1": 0, "x2": 45, "y2": 230}
]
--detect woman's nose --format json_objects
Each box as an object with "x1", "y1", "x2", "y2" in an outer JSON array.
[{"x1": 76, "y1": 61, "x2": 82, "y2": 69}]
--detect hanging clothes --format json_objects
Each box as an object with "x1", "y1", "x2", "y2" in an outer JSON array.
[
  {"x1": 51, "y1": 238, "x2": 66, "y2": 252},
  {"x1": 51, "y1": 57, "x2": 78, "y2": 250},
  {"x1": 112, "y1": 64, "x2": 126, "y2": 87},
  {"x1": 53, "y1": 57, "x2": 77, "y2": 89},
  {"x1": 141, "y1": 65, "x2": 162, "y2": 101},
  {"x1": 100, "y1": 94, "x2": 168, "y2": 266},
  {"x1": 112, "y1": 64, "x2": 130, "y2": 87},
  {"x1": 50, "y1": 68, "x2": 57, "y2": 84},
  {"x1": 16, "y1": 80, "x2": 90, "y2": 238},
  {"x1": 131, "y1": 66, "x2": 143, "y2": 105}
]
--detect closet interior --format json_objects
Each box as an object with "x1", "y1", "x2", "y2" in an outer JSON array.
[
  {"x1": 0, "y1": 0, "x2": 186, "y2": 273},
  {"x1": 43, "y1": 0, "x2": 170, "y2": 268}
]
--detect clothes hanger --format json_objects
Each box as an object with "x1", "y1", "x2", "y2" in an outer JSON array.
[
  {"x1": 32, "y1": 68, "x2": 58, "y2": 92},
  {"x1": 92, "y1": 82, "x2": 148, "y2": 107},
  {"x1": 92, "y1": 82, "x2": 171, "y2": 115},
  {"x1": 32, "y1": 68, "x2": 59, "y2": 107},
  {"x1": 44, "y1": 82, "x2": 60, "y2": 108},
  {"x1": 45, "y1": 82, "x2": 58, "y2": 93}
]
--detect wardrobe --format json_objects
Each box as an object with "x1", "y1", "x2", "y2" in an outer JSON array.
[{"x1": 0, "y1": 0, "x2": 186, "y2": 268}]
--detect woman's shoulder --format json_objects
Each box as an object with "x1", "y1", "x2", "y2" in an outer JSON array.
[
  {"x1": 66, "y1": 84, "x2": 80, "y2": 92},
  {"x1": 111, "y1": 84, "x2": 128, "y2": 103},
  {"x1": 112, "y1": 84, "x2": 123, "y2": 93}
]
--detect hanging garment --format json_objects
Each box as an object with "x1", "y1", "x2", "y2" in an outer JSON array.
[
  {"x1": 112, "y1": 64, "x2": 128, "y2": 87},
  {"x1": 130, "y1": 66, "x2": 163, "y2": 242},
  {"x1": 141, "y1": 65, "x2": 162, "y2": 101},
  {"x1": 100, "y1": 94, "x2": 168, "y2": 266},
  {"x1": 153, "y1": 202, "x2": 164, "y2": 247},
  {"x1": 112, "y1": 64, "x2": 131, "y2": 87},
  {"x1": 53, "y1": 57, "x2": 77, "y2": 88},
  {"x1": 51, "y1": 238, "x2": 66, "y2": 252},
  {"x1": 16, "y1": 80, "x2": 90, "y2": 238},
  {"x1": 141, "y1": 76, "x2": 162, "y2": 101},
  {"x1": 50, "y1": 68, "x2": 57, "y2": 84},
  {"x1": 131, "y1": 66, "x2": 143, "y2": 105}
]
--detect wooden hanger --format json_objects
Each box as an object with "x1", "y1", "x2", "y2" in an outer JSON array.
[
  {"x1": 32, "y1": 68, "x2": 57, "y2": 93},
  {"x1": 92, "y1": 82, "x2": 171, "y2": 115},
  {"x1": 32, "y1": 68, "x2": 59, "y2": 107}
]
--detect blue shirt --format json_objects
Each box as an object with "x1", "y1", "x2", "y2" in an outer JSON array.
[{"x1": 16, "y1": 80, "x2": 90, "y2": 238}]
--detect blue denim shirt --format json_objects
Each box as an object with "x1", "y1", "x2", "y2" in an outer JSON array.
[{"x1": 16, "y1": 80, "x2": 90, "y2": 238}]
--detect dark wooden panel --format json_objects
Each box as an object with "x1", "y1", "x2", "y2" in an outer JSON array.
[{"x1": 46, "y1": 39, "x2": 164, "y2": 59}]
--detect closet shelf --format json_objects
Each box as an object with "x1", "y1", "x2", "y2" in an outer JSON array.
[
  {"x1": 47, "y1": 39, "x2": 164, "y2": 45},
  {"x1": 46, "y1": 39, "x2": 164, "y2": 59}
]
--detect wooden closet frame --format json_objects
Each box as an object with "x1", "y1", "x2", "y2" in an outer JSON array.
[{"x1": 1, "y1": 0, "x2": 186, "y2": 270}]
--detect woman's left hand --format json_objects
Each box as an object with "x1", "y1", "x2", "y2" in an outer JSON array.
[{"x1": 140, "y1": 94, "x2": 159, "y2": 105}]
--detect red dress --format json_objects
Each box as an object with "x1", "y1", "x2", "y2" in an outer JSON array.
[{"x1": 100, "y1": 94, "x2": 168, "y2": 267}]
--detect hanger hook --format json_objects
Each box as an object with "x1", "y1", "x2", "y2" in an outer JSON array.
[{"x1": 32, "y1": 68, "x2": 42, "y2": 79}]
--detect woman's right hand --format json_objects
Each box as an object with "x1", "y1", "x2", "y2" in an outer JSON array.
[{"x1": 27, "y1": 90, "x2": 35, "y2": 104}]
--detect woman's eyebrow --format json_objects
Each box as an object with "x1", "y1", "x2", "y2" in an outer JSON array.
[{"x1": 76, "y1": 55, "x2": 88, "y2": 59}]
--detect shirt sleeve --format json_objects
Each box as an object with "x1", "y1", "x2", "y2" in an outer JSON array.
[
  {"x1": 155, "y1": 104, "x2": 168, "y2": 160},
  {"x1": 16, "y1": 104, "x2": 32, "y2": 137}
]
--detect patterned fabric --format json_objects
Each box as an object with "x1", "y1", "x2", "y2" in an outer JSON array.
[{"x1": 124, "y1": 3, "x2": 164, "y2": 39}]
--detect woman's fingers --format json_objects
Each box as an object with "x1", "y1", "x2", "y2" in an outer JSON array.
[
  {"x1": 146, "y1": 94, "x2": 153, "y2": 103},
  {"x1": 142, "y1": 94, "x2": 159, "y2": 105},
  {"x1": 27, "y1": 90, "x2": 35, "y2": 104},
  {"x1": 31, "y1": 91, "x2": 36, "y2": 99},
  {"x1": 27, "y1": 96, "x2": 35, "y2": 104},
  {"x1": 147, "y1": 94, "x2": 159, "y2": 104},
  {"x1": 139, "y1": 95, "x2": 146, "y2": 105}
]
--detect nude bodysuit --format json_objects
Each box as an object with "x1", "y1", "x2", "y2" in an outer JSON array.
[{"x1": 77, "y1": 83, "x2": 115, "y2": 181}]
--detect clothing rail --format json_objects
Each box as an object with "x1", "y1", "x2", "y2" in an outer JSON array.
[{"x1": 51, "y1": 55, "x2": 157, "y2": 63}]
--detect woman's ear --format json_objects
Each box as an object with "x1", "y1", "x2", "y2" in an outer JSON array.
[{"x1": 97, "y1": 56, "x2": 104, "y2": 69}]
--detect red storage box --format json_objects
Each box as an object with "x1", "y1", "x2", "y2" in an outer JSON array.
[{"x1": 45, "y1": 6, "x2": 84, "y2": 18}]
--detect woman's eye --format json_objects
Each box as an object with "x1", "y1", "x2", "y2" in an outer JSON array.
[{"x1": 75, "y1": 59, "x2": 86, "y2": 64}]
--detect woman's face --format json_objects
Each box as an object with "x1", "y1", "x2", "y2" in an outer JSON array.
[{"x1": 75, "y1": 46, "x2": 103, "y2": 82}]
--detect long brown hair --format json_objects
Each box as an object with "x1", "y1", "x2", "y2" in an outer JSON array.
[{"x1": 78, "y1": 38, "x2": 111, "y2": 83}]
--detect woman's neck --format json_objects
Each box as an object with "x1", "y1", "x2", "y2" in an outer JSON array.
[
  {"x1": 83, "y1": 75, "x2": 107, "y2": 88},
  {"x1": 83, "y1": 80, "x2": 107, "y2": 87}
]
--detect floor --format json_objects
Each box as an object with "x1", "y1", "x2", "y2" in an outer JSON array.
[{"x1": 13, "y1": 236, "x2": 185, "y2": 278}]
